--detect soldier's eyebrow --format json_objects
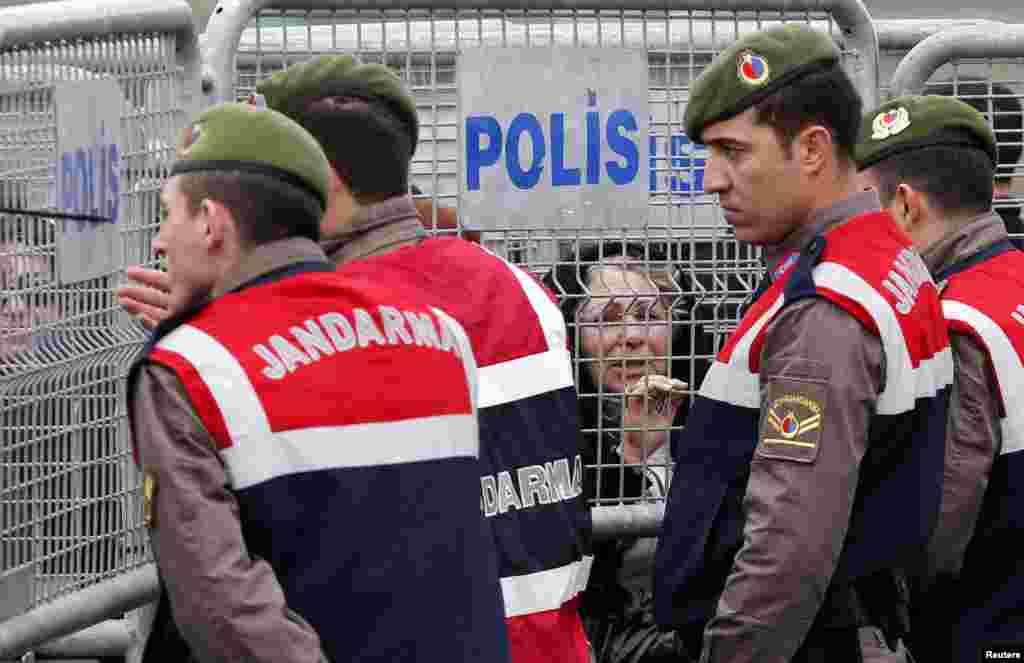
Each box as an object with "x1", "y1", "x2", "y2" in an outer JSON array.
[{"x1": 706, "y1": 137, "x2": 749, "y2": 149}]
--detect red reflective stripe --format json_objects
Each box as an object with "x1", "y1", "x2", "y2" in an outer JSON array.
[
  {"x1": 505, "y1": 596, "x2": 590, "y2": 663},
  {"x1": 149, "y1": 348, "x2": 233, "y2": 450}
]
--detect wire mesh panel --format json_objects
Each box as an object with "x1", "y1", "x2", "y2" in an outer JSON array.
[
  {"x1": 1, "y1": 32, "x2": 187, "y2": 620},
  {"x1": 874, "y1": 19, "x2": 1006, "y2": 100},
  {"x1": 916, "y1": 66, "x2": 1024, "y2": 241},
  {"x1": 218, "y1": 5, "x2": 875, "y2": 508},
  {"x1": 888, "y1": 25, "x2": 1024, "y2": 247}
]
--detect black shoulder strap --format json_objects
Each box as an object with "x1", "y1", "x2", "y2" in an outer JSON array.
[
  {"x1": 739, "y1": 236, "x2": 828, "y2": 319},
  {"x1": 229, "y1": 259, "x2": 334, "y2": 293},
  {"x1": 932, "y1": 238, "x2": 1017, "y2": 284},
  {"x1": 783, "y1": 235, "x2": 828, "y2": 306}
]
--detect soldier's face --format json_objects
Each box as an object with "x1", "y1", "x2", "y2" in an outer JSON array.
[
  {"x1": 701, "y1": 107, "x2": 810, "y2": 245},
  {"x1": 152, "y1": 176, "x2": 219, "y2": 316},
  {"x1": 577, "y1": 264, "x2": 671, "y2": 394}
]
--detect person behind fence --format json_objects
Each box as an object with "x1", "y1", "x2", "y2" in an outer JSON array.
[
  {"x1": 931, "y1": 78, "x2": 1024, "y2": 246},
  {"x1": 117, "y1": 55, "x2": 592, "y2": 663},
  {"x1": 651, "y1": 24, "x2": 954, "y2": 663},
  {"x1": 542, "y1": 241, "x2": 695, "y2": 663},
  {"x1": 1, "y1": 228, "x2": 61, "y2": 369},
  {"x1": 857, "y1": 95, "x2": 1024, "y2": 663},
  {"x1": 125, "y1": 102, "x2": 509, "y2": 663}
]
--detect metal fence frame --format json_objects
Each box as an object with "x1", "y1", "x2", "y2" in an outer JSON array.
[
  {"x1": 0, "y1": 0, "x2": 200, "y2": 657},
  {"x1": 0, "y1": 0, "x2": 202, "y2": 112},
  {"x1": 875, "y1": 18, "x2": 1004, "y2": 53},
  {"x1": 5, "y1": 4, "x2": 1019, "y2": 660},
  {"x1": 201, "y1": 0, "x2": 880, "y2": 108},
  {"x1": 199, "y1": 0, "x2": 879, "y2": 520},
  {"x1": 891, "y1": 23, "x2": 1024, "y2": 97}
]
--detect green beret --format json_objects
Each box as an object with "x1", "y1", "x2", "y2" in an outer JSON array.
[
  {"x1": 255, "y1": 55, "x2": 419, "y2": 152},
  {"x1": 684, "y1": 24, "x2": 841, "y2": 144},
  {"x1": 171, "y1": 102, "x2": 331, "y2": 210},
  {"x1": 855, "y1": 95, "x2": 998, "y2": 171}
]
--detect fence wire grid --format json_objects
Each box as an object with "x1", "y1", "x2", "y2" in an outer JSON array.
[
  {"x1": 4, "y1": 4, "x2": 1024, "y2": 656},
  {"x1": 228, "y1": 6, "x2": 874, "y2": 508},
  {"x1": 1, "y1": 32, "x2": 187, "y2": 620}
]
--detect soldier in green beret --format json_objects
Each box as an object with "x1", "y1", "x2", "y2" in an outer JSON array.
[
  {"x1": 857, "y1": 95, "x2": 1024, "y2": 663},
  {"x1": 125, "y1": 101, "x2": 510, "y2": 663},
  {"x1": 653, "y1": 25, "x2": 953, "y2": 663},
  {"x1": 118, "y1": 54, "x2": 589, "y2": 663}
]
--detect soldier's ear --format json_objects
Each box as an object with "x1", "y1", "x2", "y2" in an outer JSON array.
[
  {"x1": 894, "y1": 183, "x2": 927, "y2": 230},
  {"x1": 795, "y1": 124, "x2": 834, "y2": 176},
  {"x1": 200, "y1": 199, "x2": 235, "y2": 252}
]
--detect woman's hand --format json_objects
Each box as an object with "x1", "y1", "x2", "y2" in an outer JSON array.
[
  {"x1": 115, "y1": 266, "x2": 171, "y2": 330},
  {"x1": 622, "y1": 375, "x2": 688, "y2": 464}
]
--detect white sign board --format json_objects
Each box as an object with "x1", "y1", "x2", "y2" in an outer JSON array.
[
  {"x1": 459, "y1": 47, "x2": 649, "y2": 231},
  {"x1": 54, "y1": 79, "x2": 123, "y2": 283}
]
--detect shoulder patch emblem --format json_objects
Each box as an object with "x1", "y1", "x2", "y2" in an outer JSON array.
[
  {"x1": 737, "y1": 51, "x2": 770, "y2": 86},
  {"x1": 143, "y1": 471, "x2": 157, "y2": 529},
  {"x1": 871, "y1": 107, "x2": 911, "y2": 140},
  {"x1": 757, "y1": 380, "x2": 827, "y2": 463}
]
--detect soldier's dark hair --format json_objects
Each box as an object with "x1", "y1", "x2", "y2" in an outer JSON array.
[
  {"x1": 869, "y1": 143, "x2": 994, "y2": 217},
  {"x1": 930, "y1": 79, "x2": 1023, "y2": 184},
  {"x1": 176, "y1": 171, "x2": 323, "y2": 245},
  {"x1": 287, "y1": 95, "x2": 411, "y2": 203},
  {"x1": 753, "y1": 65, "x2": 863, "y2": 164}
]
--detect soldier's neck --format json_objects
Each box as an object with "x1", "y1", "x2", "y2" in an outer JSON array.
[{"x1": 322, "y1": 195, "x2": 427, "y2": 266}]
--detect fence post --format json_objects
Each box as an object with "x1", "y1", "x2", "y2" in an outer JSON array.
[
  {"x1": 875, "y1": 18, "x2": 1004, "y2": 53},
  {"x1": 1, "y1": 0, "x2": 199, "y2": 656},
  {"x1": 202, "y1": 0, "x2": 879, "y2": 106},
  {"x1": 890, "y1": 23, "x2": 1024, "y2": 98},
  {"x1": 0, "y1": 564, "x2": 160, "y2": 659}
]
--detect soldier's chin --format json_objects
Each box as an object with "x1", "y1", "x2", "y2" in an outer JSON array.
[{"x1": 167, "y1": 287, "x2": 208, "y2": 317}]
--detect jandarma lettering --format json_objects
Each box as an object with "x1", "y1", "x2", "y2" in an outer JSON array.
[
  {"x1": 882, "y1": 248, "x2": 932, "y2": 315},
  {"x1": 255, "y1": 306, "x2": 461, "y2": 380},
  {"x1": 771, "y1": 394, "x2": 821, "y2": 416},
  {"x1": 480, "y1": 455, "x2": 584, "y2": 517}
]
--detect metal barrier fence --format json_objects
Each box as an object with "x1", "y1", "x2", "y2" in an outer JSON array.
[
  {"x1": 0, "y1": 0, "x2": 199, "y2": 656},
  {"x1": 201, "y1": 0, "x2": 878, "y2": 512},
  {"x1": 888, "y1": 23, "x2": 1024, "y2": 239},
  {"x1": 6, "y1": 2, "x2": 1024, "y2": 659},
  {"x1": 875, "y1": 18, "x2": 1004, "y2": 98}
]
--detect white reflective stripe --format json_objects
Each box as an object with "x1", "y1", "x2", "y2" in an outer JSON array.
[
  {"x1": 432, "y1": 306, "x2": 480, "y2": 416},
  {"x1": 501, "y1": 556, "x2": 594, "y2": 619},
  {"x1": 815, "y1": 262, "x2": 953, "y2": 415},
  {"x1": 505, "y1": 260, "x2": 569, "y2": 355},
  {"x1": 471, "y1": 257, "x2": 577, "y2": 407},
  {"x1": 158, "y1": 323, "x2": 479, "y2": 490},
  {"x1": 221, "y1": 416, "x2": 479, "y2": 489},
  {"x1": 698, "y1": 295, "x2": 785, "y2": 408},
  {"x1": 475, "y1": 258, "x2": 575, "y2": 409},
  {"x1": 943, "y1": 299, "x2": 1024, "y2": 455},
  {"x1": 156, "y1": 324, "x2": 272, "y2": 439},
  {"x1": 478, "y1": 350, "x2": 575, "y2": 409}
]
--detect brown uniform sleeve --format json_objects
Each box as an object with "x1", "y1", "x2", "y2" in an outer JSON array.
[
  {"x1": 924, "y1": 332, "x2": 1001, "y2": 582},
  {"x1": 701, "y1": 297, "x2": 885, "y2": 663},
  {"x1": 131, "y1": 364, "x2": 327, "y2": 663}
]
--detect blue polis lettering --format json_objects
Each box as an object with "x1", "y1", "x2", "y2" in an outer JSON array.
[
  {"x1": 465, "y1": 92, "x2": 641, "y2": 191},
  {"x1": 61, "y1": 123, "x2": 120, "y2": 231}
]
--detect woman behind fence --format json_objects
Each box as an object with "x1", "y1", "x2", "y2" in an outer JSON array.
[{"x1": 542, "y1": 241, "x2": 708, "y2": 663}]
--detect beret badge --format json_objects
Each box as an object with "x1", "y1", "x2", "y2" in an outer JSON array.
[
  {"x1": 179, "y1": 122, "x2": 203, "y2": 157},
  {"x1": 737, "y1": 51, "x2": 770, "y2": 86},
  {"x1": 871, "y1": 107, "x2": 911, "y2": 140}
]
